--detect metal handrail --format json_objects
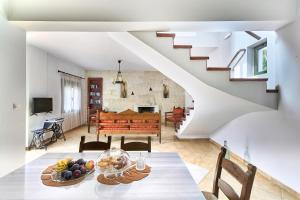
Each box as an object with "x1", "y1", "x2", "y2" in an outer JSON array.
[
  {"x1": 245, "y1": 31, "x2": 261, "y2": 40},
  {"x1": 227, "y1": 49, "x2": 246, "y2": 71}
]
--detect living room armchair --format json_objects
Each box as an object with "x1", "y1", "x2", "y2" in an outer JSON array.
[{"x1": 165, "y1": 107, "x2": 185, "y2": 131}]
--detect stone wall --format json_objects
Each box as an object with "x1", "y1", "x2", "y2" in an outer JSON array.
[{"x1": 86, "y1": 70, "x2": 185, "y2": 121}]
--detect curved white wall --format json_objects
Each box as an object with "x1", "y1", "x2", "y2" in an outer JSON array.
[
  {"x1": 212, "y1": 111, "x2": 300, "y2": 193},
  {"x1": 212, "y1": 16, "x2": 300, "y2": 193}
]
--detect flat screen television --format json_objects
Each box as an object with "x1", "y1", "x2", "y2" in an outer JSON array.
[{"x1": 33, "y1": 98, "x2": 53, "y2": 114}]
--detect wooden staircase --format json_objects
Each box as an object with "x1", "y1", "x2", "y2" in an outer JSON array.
[
  {"x1": 175, "y1": 106, "x2": 194, "y2": 132},
  {"x1": 156, "y1": 32, "x2": 278, "y2": 132},
  {"x1": 156, "y1": 32, "x2": 278, "y2": 94}
]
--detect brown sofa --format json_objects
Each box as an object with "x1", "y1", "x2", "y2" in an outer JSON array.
[{"x1": 97, "y1": 109, "x2": 161, "y2": 143}]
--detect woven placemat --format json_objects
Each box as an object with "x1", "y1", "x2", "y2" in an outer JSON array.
[
  {"x1": 97, "y1": 164, "x2": 151, "y2": 185},
  {"x1": 41, "y1": 165, "x2": 94, "y2": 187}
]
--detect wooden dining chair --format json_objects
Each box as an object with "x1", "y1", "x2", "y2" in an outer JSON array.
[
  {"x1": 203, "y1": 147, "x2": 257, "y2": 200},
  {"x1": 87, "y1": 108, "x2": 101, "y2": 133},
  {"x1": 79, "y1": 136, "x2": 111, "y2": 152},
  {"x1": 121, "y1": 136, "x2": 151, "y2": 152},
  {"x1": 165, "y1": 107, "x2": 185, "y2": 131}
]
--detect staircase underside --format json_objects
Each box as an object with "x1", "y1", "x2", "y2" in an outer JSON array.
[
  {"x1": 133, "y1": 32, "x2": 278, "y2": 109},
  {"x1": 108, "y1": 32, "x2": 275, "y2": 138}
]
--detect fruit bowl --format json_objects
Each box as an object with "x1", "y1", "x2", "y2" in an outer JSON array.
[
  {"x1": 96, "y1": 148, "x2": 131, "y2": 177},
  {"x1": 51, "y1": 158, "x2": 95, "y2": 182}
]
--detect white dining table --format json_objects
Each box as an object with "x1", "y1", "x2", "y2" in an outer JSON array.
[{"x1": 0, "y1": 152, "x2": 206, "y2": 200}]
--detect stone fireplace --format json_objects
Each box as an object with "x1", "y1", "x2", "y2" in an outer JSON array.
[{"x1": 134, "y1": 105, "x2": 159, "y2": 113}]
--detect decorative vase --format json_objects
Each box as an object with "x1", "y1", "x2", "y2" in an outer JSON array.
[{"x1": 163, "y1": 84, "x2": 169, "y2": 98}]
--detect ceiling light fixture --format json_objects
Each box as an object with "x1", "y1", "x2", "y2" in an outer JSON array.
[{"x1": 113, "y1": 60, "x2": 124, "y2": 84}]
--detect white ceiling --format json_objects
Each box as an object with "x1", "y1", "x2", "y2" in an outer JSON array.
[
  {"x1": 14, "y1": 21, "x2": 290, "y2": 32},
  {"x1": 27, "y1": 32, "x2": 155, "y2": 71},
  {"x1": 7, "y1": 0, "x2": 296, "y2": 22},
  {"x1": 21, "y1": 0, "x2": 297, "y2": 72},
  {"x1": 7, "y1": 0, "x2": 296, "y2": 32}
]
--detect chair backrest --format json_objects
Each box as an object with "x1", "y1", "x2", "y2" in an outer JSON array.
[
  {"x1": 121, "y1": 136, "x2": 151, "y2": 152},
  {"x1": 212, "y1": 147, "x2": 257, "y2": 200},
  {"x1": 88, "y1": 108, "x2": 102, "y2": 117},
  {"x1": 173, "y1": 107, "x2": 185, "y2": 119},
  {"x1": 79, "y1": 136, "x2": 111, "y2": 152}
]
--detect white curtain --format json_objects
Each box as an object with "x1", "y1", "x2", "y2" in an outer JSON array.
[{"x1": 61, "y1": 74, "x2": 83, "y2": 131}]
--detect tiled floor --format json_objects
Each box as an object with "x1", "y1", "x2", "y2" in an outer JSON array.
[{"x1": 26, "y1": 125, "x2": 299, "y2": 200}]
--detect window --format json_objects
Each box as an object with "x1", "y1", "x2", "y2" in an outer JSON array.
[
  {"x1": 254, "y1": 42, "x2": 267, "y2": 75},
  {"x1": 61, "y1": 76, "x2": 82, "y2": 113}
]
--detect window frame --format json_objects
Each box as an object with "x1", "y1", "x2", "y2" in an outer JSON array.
[
  {"x1": 61, "y1": 77, "x2": 82, "y2": 114},
  {"x1": 254, "y1": 42, "x2": 268, "y2": 75}
]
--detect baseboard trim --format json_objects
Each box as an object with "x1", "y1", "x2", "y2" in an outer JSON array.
[
  {"x1": 177, "y1": 137, "x2": 210, "y2": 141},
  {"x1": 209, "y1": 139, "x2": 300, "y2": 198},
  {"x1": 175, "y1": 134, "x2": 209, "y2": 139}
]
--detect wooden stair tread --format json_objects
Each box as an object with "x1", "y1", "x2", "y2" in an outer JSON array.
[
  {"x1": 266, "y1": 89, "x2": 279, "y2": 93},
  {"x1": 207, "y1": 67, "x2": 230, "y2": 71},
  {"x1": 190, "y1": 56, "x2": 209, "y2": 60},
  {"x1": 156, "y1": 33, "x2": 176, "y2": 38},
  {"x1": 230, "y1": 78, "x2": 268, "y2": 82},
  {"x1": 173, "y1": 44, "x2": 192, "y2": 49}
]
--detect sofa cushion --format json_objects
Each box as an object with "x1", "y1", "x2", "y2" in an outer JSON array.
[
  {"x1": 131, "y1": 119, "x2": 144, "y2": 123},
  {"x1": 130, "y1": 127, "x2": 159, "y2": 131},
  {"x1": 146, "y1": 119, "x2": 159, "y2": 123},
  {"x1": 101, "y1": 127, "x2": 130, "y2": 130},
  {"x1": 101, "y1": 120, "x2": 115, "y2": 123},
  {"x1": 116, "y1": 120, "x2": 128, "y2": 123},
  {"x1": 101, "y1": 125, "x2": 128, "y2": 128},
  {"x1": 131, "y1": 124, "x2": 158, "y2": 128}
]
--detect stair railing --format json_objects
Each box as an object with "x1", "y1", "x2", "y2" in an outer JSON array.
[{"x1": 227, "y1": 49, "x2": 246, "y2": 71}]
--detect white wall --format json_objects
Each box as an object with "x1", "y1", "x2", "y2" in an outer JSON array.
[
  {"x1": 0, "y1": 15, "x2": 26, "y2": 177},
  {"x1": 26, "y1": 45, "x2": 86, "y2": 147},
  {"x1": 185, "y1": 92, "x2": 194, "y2": 108},
  {"x1": 212, "y1": 17, "x2": 300, "y2": 193},
  {"x1": 0, "y1": 0, "x2": 8, "y2": 17},
  {"x1": 206, "y1": 33, "x2": 232, "y2": 67},
  {"x1": 275, "y1": 20, "x2": 300, "y2": 116},
  {"x1": 175, "y1": 32, "x2": 221, "y2": 47},
  {"x1": 174, "y1": 32, "x2": 230, "y2": 67}
]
